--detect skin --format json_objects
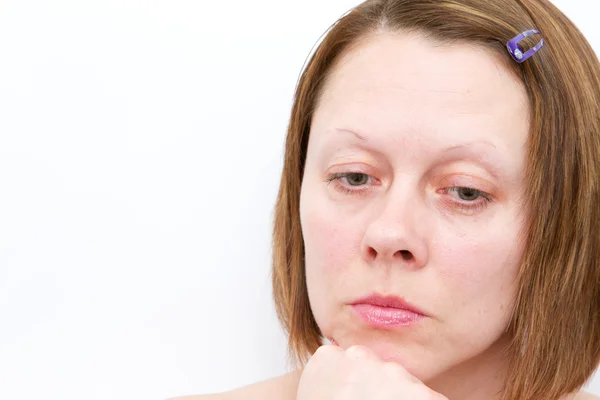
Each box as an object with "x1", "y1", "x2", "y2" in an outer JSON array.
[{"x1": 172, "y1": 31, "x2": 599, "y2": 400}]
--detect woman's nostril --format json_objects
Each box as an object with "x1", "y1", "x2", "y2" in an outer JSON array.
[
  {"x1": 399, "y1": 250, "x2": 413, "y2": 261},
  {"x1": 367, "y1": 247, "x2": 414, "y2": 261},
  {"x1": 368, "y1": 247, "x2": 377, "y2": 258}
]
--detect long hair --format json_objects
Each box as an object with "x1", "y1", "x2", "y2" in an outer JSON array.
[{"x1": 272, "y1": 1, "x2": 600, "y2": 398}]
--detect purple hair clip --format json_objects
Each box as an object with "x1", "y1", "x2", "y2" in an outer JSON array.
[{"x1": 507, "y1": 29, "x2": 545, "y2": 63}]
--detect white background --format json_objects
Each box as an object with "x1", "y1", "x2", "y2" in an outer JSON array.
[{"x1": 0, "y1": 1, "x2": 598, "y2": 399}]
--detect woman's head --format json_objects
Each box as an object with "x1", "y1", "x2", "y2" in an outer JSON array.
[
  {"x1": 301, "y1": 29, "x2": 530, "y2": 392},
  {"x1": 272, "y1": 1, "x2": 600, "y2": 399}
]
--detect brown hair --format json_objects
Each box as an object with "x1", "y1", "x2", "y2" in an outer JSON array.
[{"x1": 271, "y1": 1, "x2": 600, "y2": 398}]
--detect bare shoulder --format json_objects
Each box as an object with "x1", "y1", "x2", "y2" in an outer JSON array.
[
  {"x1": 168, "y1": 395, "x2": 227, "y2": 400},
  {"x1": 167, "y1": 376, "x2": 599, "y2": 400},
  {"x1": 168, "y1": 370, "x2": 302, "y2": 400}
]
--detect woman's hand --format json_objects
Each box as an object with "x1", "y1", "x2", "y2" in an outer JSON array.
[{"x1": 296, "y1": 344, "x2": 448, "y2": 400}]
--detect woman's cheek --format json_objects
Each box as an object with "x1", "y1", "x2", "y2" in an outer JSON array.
[
  {"x1": 307, "y1": 212, "x2": 360, "y2": 275},
  {"x1": 433, "y1": 226, "x2": 521, "y2": 309}
]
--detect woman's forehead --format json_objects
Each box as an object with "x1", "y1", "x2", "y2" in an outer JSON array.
[
  {"x1": 312, "y1": 31, "x2": 530, "y2": 154},
  {"x1": 320, "y1": 32, "x2": 527, "y2": 114}
]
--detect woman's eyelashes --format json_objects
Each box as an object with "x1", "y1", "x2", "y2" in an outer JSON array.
[
  {"x1": 323, "y1": 171, "x2": 494, "y2": 213},
  {"x1": 324, "y1": 172, "x2": 378, "y2": 196},
  {"x1": 438, "y1": 186, "x2": 493, "y2": 214}
]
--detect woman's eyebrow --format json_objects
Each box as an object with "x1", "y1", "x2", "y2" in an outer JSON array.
[
  {"x1": 330, "y1": 130, "x2": 502, "y2": 151},
  {"x1": 329, "y1": 128, "x2": 367, "y2": 141},
  {"x1": 439, "y1": 141, "x2": 507, "y2": 179},
  {"x1": 326, "y1": 129, "x2": 510, "y2": 177},
  {"x1": 443, "y1": 140, "x2": 497, "y2": 151}
]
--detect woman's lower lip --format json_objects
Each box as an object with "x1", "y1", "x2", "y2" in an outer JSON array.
[{"x1": 351, "y1": 304, "x2": 424, "y2": 327}]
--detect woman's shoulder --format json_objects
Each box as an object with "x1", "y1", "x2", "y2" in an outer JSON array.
[
  {"x1": 168, "y1": 373, "x2": 598, "y2": 400},
  {"x1": 168, "y1": 370, "x2": 302, "y2": 400}
]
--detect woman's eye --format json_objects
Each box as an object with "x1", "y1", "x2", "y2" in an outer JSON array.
[
  {"x1": 444, "y1": 186, "x2": 493, "y2": 209},
  {"x1": 324, "y1": 172, "x2": 375, "y2": 196},
  {"x1": 345, "y1": 173, "x2": 369, "y2": 186},
  {"x1": 453, "y1": 187, "x2": 482, "y2": 201}
]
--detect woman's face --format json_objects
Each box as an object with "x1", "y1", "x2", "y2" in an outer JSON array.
[{"x1": 299, "y1": 31, "x2": 530, "y2": 382}]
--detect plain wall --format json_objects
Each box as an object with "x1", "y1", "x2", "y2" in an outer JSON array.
[{"x1": 0, "y1": 1, "x2": 598, "y2": 399}]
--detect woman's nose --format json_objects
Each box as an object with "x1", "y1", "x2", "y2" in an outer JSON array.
[{"x1": 360, "y1": 195, "x2": 429, "y2": 270}]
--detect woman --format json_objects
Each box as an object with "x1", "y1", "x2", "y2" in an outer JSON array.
[{"x1": 175, "y1": 0, "x2": 600, "y2": 398}]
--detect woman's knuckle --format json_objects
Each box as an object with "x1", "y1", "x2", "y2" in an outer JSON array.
[
  {"x1": 345, "y1": 344, "x2": 369, "y2": 360},
  {"x1": 381, "y1": 361, "x2": 405, "y2": 377}
]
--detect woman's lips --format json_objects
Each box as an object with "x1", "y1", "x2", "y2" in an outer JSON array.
[
  {"x1": 350, "y1": 293, "x2": 427, "y2": 328},
  {"x1": 351, "y1": 304, "x2": 424, "y2": 327}
]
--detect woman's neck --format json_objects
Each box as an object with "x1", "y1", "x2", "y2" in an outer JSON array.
[{"x1": 425, "y1": 334, "x2": 511, "y2": 400}]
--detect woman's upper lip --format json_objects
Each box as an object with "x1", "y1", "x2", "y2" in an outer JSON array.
[{"x1": 350, "y1": 293, "x2": 428, "y2": 316}]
